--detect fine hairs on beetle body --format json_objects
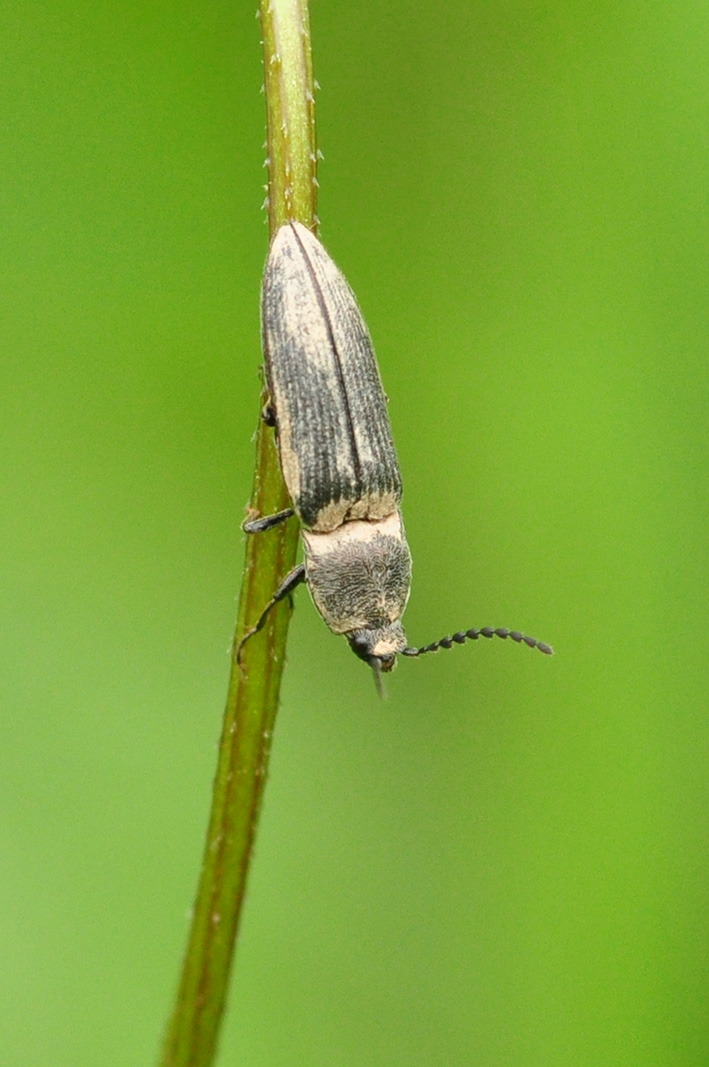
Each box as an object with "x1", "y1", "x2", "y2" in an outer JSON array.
[{"x1": 239, "y1": 221, "x2": 552, "y2": 692}]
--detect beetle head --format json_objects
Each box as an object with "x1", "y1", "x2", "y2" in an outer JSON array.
[{"x1": 347, "y1": 621, "x2": 407, "y2": 676}]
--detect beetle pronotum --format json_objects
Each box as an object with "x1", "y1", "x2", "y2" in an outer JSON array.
[{"x1": 238, "y1": 222, "x2": 552, "y2": 691}]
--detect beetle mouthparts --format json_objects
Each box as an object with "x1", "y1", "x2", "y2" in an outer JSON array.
[{"x1": 369, "y1": 657, "x2": 387, "y2": 699}]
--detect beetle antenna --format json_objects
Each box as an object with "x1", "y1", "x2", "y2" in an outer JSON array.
[{"x1": 401, "y1": 627, "x2": 553, "y2": 658}]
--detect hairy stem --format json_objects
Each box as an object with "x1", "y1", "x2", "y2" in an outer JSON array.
[{"x1": 159, "y1": 2, "x2": 317, "y2": 1064}]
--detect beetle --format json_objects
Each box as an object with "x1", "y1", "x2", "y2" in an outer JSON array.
[{"x1": 238, "y1": 221, "x2": 551, "y2": 690}]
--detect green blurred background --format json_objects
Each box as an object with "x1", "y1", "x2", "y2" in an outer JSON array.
[{"x1": 2, "y1": 1, "x2": 708, "y2": 1064}]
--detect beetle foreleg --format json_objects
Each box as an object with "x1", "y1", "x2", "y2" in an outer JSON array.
[{"x1": 236, "y1": 563, "x2": 306, "y2": 663}]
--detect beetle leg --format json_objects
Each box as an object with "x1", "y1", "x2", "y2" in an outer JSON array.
[
  {"x1": 236, "y1": 563, "x2": 306, "y2": 663},
  {"x1": 242, "y1": 507, "x2": 295, "y2": 534}
]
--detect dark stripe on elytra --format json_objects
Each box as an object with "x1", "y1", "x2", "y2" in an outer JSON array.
[{"x1": 289, "y1": 222, "x2": 363, "y2": 493}]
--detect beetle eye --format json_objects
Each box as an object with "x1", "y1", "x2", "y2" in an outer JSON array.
[{"x1": 348, "y1": 635, "x2": 371, "y2": 661}]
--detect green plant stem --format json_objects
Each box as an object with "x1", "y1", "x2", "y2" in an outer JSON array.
[{"x1": 159, "y1": 2, "x2": 317, "y2": 1064}]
